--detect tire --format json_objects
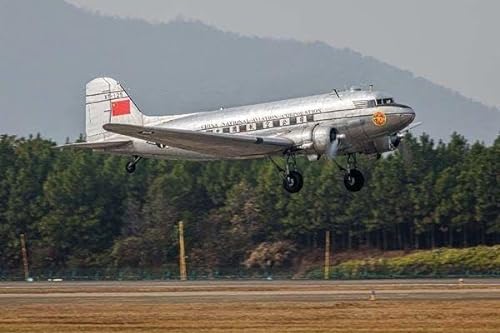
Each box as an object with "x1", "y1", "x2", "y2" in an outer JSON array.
[
  {"x1": 283, "y1": 170, "x2": 304, "y2": 193},
  {"x1": 125, "y1": 162, "x2": 136, "y2": 174},
  {"x1": 343, "y1": 169, "x2": 364, "y2": 192}
]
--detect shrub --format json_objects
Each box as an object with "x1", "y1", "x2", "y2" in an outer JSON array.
[{"x1": 307, "y1": 246, "x2": 500, "y2": 279}]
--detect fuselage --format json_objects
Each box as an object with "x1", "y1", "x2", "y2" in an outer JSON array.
[{"x1": 110, "y1": 87, "x2": 415, "y2": 160}]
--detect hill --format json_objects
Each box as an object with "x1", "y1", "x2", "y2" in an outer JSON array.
[{"x1": 1, "y1": 0, "x2": 499, "y2": 143}]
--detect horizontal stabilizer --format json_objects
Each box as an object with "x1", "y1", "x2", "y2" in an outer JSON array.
[
  {"x1": 103, "y1": 123, "x2": 293, "y2": 157},
  {"x1": 55, "y1": 140, "x2": 132, "y2": 150}
]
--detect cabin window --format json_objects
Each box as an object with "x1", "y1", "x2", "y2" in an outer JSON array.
[
  {"x1": 222, "y1": 127, "x2": 230, "y2": 133},
  {"x1": 296, "y1": 115, "x2": 307, "y2": 124},
  {"x1": 246, "y1": 123, "x2": 257, "y2": 131},
  {"x1": 263, "y1": 120, "x2": 274, "y2": 129},
  {"x1": 280, "y1": 118, "x2": 290, "y2": 126}
]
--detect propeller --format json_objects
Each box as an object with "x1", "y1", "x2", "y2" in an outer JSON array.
[
  {"x1": 398, "y1": 121, "x2": 422, "y2": 136},
  {"x1": 325, "y1": 129, "x2": 345, "y2": 160},
  {"x1": 389, "y1": 134, "x2": 402, "y2": 150},
  {"x1": 394, "y1": 121, "x2": 423, "y2": 164},
  {"x1": 326, "y1": 138, "x2": 339, "y2": 160},
  {"x1": 390, "y1": 121, "x2": 423, "y2": 150}
]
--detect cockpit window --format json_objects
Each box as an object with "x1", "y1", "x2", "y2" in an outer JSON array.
[
  {"x1": 377, "y1": 98, "x2": 394, "y2": 105},
  {"x1": 353, "y1": 100, "x2": 376, "y2": 108}
]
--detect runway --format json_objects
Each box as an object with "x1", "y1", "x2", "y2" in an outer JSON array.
[
  {"x1": 0, "y1": 279, "x2": 499, "y2": 302},
  {"x1": 1, "y1": 280, "x2": 499, "y2": 332}
]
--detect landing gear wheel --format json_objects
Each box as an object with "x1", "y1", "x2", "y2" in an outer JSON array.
[
  {"x1": 125, "y1": 161, "x2": 136, "y2": 174},
  {"x1": 283, "y1": 170, "x2": 304, "y2": 193},
  {"x1": 269, "y1": 152, "x2": 304, "y2": 194},
  {"x1": 344, "y1": 169, "x2": 364, "y2": 192}
]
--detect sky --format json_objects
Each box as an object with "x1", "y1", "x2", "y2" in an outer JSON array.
[{"x1": 66, "y1": 0, "x2": 500, "y2": 109}]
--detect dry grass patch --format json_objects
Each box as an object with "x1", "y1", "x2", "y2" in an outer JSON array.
[{"x1": 0, "y1": 299, "x2": 499, "y2": 333}]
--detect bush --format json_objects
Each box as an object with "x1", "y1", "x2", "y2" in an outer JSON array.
[{"x1": 307, "y1": 246, "x2": 500, "y2": 279}]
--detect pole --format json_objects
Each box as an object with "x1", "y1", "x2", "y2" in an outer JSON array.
[
  {"x1": 20, "y1": 233, "x2": 29, "y2": 281},
  {"x1": 324, "y1": 230, "x2": 331, "y2": 280},
  {"x1": 178, "y1": 221, "x2": 187, "y2": 281}
]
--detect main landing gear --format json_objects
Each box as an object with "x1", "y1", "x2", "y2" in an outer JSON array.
[
  {"x1": 335, "y1": 153, "x2": 365, "y2": 192},
  {"x1": 270, "y1": 152, "x2": 304, "y2": 194},
  {"x1": 125, "y1": 155, "x2": 142, "y2": 174},
  {"x1": 271, "y1": 152, "x2": 365, "y2": 194}
]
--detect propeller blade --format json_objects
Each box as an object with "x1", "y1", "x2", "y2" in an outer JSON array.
[
  {"x1": 398, "y1": 121, "x2": 423, "y2": 137},
  {"x1": 326, "y1": 139, "x2": 339, "y2": 160}
]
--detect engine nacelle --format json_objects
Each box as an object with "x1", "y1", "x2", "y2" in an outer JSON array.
[
  {"x1": 372, "y1": 134, "x2": 401, "y2": 153},
  {"x1": 312, "y1": 125, "x2": 337, "y2": 154},
  {"x1": 282, "y1": 125, "x2": 339, "y2": 158}
]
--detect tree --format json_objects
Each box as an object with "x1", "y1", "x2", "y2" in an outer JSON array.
[
  {"x1": 0, "y1": 132, "x2": 498, "y2": 273},
  {"x1": 2, "y1": 136, "x2": 55, "y2": 269},
  {"x1": 39, "y1": 149, "x2": 123, "y2": 268}
]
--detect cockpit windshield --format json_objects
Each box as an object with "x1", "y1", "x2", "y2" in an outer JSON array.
[
  {"x1": 353, "y1": 97, "x2": 395, "y2": 109},
  {"x1": 376, "y1": 98, "x2": 394, "y2": 105}
]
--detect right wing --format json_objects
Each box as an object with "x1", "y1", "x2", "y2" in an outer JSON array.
[{"x1": 103, "y1": 123, "x2": 294, "y2": 157}]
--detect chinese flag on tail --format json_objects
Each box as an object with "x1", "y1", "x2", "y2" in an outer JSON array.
[{"x1": 111, "y1": 99, "x2": 130, "y2": 116}]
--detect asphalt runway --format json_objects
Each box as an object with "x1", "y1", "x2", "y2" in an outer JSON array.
[
  {"x1": 1, "y1": 279, "x2": 499, "y2": 303},
  {"x1": 1, "y1": 280, "x2": 499, "y2": 332}
]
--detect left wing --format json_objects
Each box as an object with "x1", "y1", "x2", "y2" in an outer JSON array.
[
  {"x1": 54, "y1": 140, "x2": 132, "y2": 150},
  {"x1": 103, "y1": 123, "x2": 294, "y2": 157}
]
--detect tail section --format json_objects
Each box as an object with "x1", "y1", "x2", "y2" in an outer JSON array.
[{"x1": 85, "y1": 77, "x2": 144, "y2": 142}]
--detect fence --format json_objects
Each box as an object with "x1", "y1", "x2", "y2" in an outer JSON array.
[{"x1": 1, "y1": 266, "x2": 499, "y2": 281}]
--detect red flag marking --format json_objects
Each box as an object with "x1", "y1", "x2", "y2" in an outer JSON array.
[{"x1": 111, "y1": 99, "x2": 130, "y2": 116}]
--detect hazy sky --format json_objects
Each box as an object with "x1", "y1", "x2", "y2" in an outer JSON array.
[{"x1": 67, "y1": 0, "x2": 500, "y2": 108}]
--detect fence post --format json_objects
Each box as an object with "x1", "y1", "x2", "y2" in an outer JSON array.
[
  {"x1": 20, "y1": 234, "x2": 30, "y2": 281},
  {"x1": 324, "y1": 230, "x2": 331, "y2": 280},
  {"x1": 178, "y1": 221, "x2": 187, "y2": 281}
]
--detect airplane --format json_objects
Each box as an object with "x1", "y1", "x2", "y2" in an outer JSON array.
[{"x1": 60, "y1": 77, "x2": 416, "y2": 193}]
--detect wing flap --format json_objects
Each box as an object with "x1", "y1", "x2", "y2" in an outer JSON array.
[
  {"x1": 103, "y1": 123, "x2": 293, "y2": 157},
  {"x1": 55, "y1": 140, "x2": 132, "y2": 150}
]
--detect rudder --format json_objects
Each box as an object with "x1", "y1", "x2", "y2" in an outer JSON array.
[{"x1": 85, "y1": 77, "x2": 144, "y2": 142}]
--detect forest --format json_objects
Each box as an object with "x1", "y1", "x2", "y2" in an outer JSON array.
[{"x1": 0, "y1": 132, "x2": 498, "y2": 276}]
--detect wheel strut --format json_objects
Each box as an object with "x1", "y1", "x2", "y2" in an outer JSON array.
[
  {"x1": 342, "y1": 153, "x2": 365, "y2": 192},
  {"x1": 269, "y1": 152, "x2": 304, "y2": 194}
]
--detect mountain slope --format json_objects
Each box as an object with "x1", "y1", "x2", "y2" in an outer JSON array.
[{"x1": 1, "y1": 0, "x2": 499, "y2": 143}]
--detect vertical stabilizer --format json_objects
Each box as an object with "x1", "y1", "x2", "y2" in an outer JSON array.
[{"x1": 85, "y1": 77, "x2": 144, "y2": 142}]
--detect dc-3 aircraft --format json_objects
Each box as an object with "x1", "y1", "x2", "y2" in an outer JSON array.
[{"x1": 60, "y1": 77, "x2": 417, "y2": 193}]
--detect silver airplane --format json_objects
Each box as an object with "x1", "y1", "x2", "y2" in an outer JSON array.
[{"x1": 61, "y1": 77, "x2": 417, "y2": 193}]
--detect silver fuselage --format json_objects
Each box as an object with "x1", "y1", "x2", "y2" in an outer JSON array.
[{"x1": 109, "y1": 89, "x2": 415, "y2": 160}]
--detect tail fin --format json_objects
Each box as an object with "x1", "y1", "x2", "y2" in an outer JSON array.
[{"x1": 85, "y1": 77, "x2": 144, "y2": 142}]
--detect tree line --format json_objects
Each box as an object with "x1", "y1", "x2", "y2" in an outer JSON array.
[{"x1": 0, "y1": 132, "x2": 498, "y2": 273}]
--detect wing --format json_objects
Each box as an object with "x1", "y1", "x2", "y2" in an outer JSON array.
[
  {"x1": 54, "y1": 140, "x2": 132, "y2": 149},
  {"x1": 103, "y1": 123, "x2": 293, "y2": 157}
]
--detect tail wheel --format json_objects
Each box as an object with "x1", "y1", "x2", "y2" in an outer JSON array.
[
  {"x1": 344, "y1": 169, "x2": 364, "y2": 192},
  {"x1": 283, "y1": 170, "x2": 304, "y2": 193},
  {"x1": 125, "y1": 161, "x2": 136, "y2": 174},
  {"x1": 125, "y1": 155, "x2": 142, "y2": 174}
]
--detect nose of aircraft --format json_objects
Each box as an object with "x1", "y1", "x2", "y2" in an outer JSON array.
[{"x1": 399, "y1": 105, "x2": 415, "y2": 128}]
